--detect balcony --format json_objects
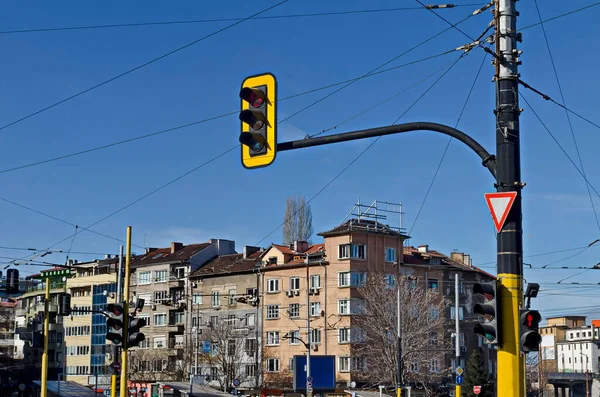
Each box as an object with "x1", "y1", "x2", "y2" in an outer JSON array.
[
  {"x1": 26, "y1": 281, "x2": 67, "y2": 293},
  {"x1": 165, "y1": 323, "x2": 185, "y2": 333}
]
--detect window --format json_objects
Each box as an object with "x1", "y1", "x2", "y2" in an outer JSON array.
[
  {"x1": 138, "y1": 315, "x2": 150, "y2": 327},
  {"x1": 267, "y1": 279, "x2": 280, "y2": 293},
  {"x1": 174, "y1": 267, "x2": 186, "y2": 279},
  {"x1": 154, "y1": 290, "x2": 169, "y2": 303},
  {"x1": 338, "y1": 244, "x2": 367, "y2": 259},
  {"x1": 309, "y1": 329, "x2": 322, "y2": 344},
  {"x1": 153, "y1": 314, "x2": 167, "y2": 326},
  {"x1": 339, "y1": 328, "x2": 351, "y2": 343},
  {"x1": 228, "y1": 340, "x2": 236, "y2": 356},
  {"x1": 408, "y1": 361, "x2": 420, "y2": 372},
  {"x1": 211, "y1": 367, "x2": 219, "y2": 378},
  {"x1": 385, "y1": 247, "x2": 397, "y2": 262},
  {"x1": 245, "y1": 313, "x2": 256, "y2": 327},
  {"x1": 138, "y1": 271, "x2": 151, "y2": 285},
  {"x1": 210, "y1": 316, "x2": 218, "y2": 326},
  {"x1": 154, "y1": 270, "x2": 168, "y2": 282},
  {"x1": 290, "y1": 277, "x2": 300, "y2": 291},
  {"x1": 338, "y1": 271, "x2": 366, "y2": 287},
  {"x1": 460, "y1": 333, "x2": 465, "y2": 347},
  {"x1": 288, "y1": 303, "x2": 300, "y2": 318},
  {"x1": 339, "y1": 357, "x2": 367, "y2": 372},
  {"x1": 428, "y1": 358, "x2": 441, "y2": 372},
  {"x1": 173, "y1": 312, "x2": 185, "y2": 324},
  {"x1": 266, "y1": 358, "x2": 280, "y2": 372},
  {"x1": 429, "y1": 332, "x2": 439, "y2": 346},
  {"x1": 266, "y1": 305, "x2": 280, "y2": 319},
  {"x1": 385, "y1": 274, "x2": 397, "y2": 287},
  {"x1": 139, "y1": 339, "x2": 150, "y2": 349},
  {"x1": 245, "y1": 364, "x2": 257, "y2": 378},
  {"x1": 450, "y1": 306, "x2": 465, "y2": 320},
  {"x1": 288, "y1": 330, "x2": 300, "y2": 345},
  {"x1": 338, "y1": 299, "x2": 364, "y2": 315},
  {"x1": 266, "y1": 331, "x2": 280, "y2": 346},
  {"x1": 430, "y1": 308, "x2": 440, "y2": 320},
  {"x1": 246, "y1": 339, "x2": 257, "y2": 355},
  {"x1": 427, "y1": 279, "x2": 439, "y2": 290},
  {"x1": 310, "y1": 302, "x2": 321, "y2": 317},
  {"x1": 211, "y1": 291, "x2": 220, "y2": 307},
  {"x1": 193, "y1": 293, "x2": 202, "y2": 305},
  {"x1": 310, "y1": 274, "x2": 321, "y2": 289},
  {"x1": 153, "y1": 336, "x2": 167, "y2": 348},
  {"x1": 228, "y1": 289, "x2": 237, "y2": 306}
]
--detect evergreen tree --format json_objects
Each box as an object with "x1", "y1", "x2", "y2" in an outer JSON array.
[{"x1": 462, "y1": 349, "x2": 493, "y2": 397}]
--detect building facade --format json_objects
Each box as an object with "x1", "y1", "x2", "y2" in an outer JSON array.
[
  {"x1": 556, "y1": 325, "x2": 600, "y2": 374},
  {"x1": 127, "y1": 239, "x2": 236, "y2": 391},
  {"x1": 188, "y1": 246, "x2": 264, "y2": 391}
]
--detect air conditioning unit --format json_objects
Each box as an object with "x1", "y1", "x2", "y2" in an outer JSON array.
[
  {"x1": 152, "y1": 304, "x2": 157, "y2": 311},
  {"x1": 285, "y1": 290, "x2": 293, "y2": 297},
  {"x1": 310, "y1": 288, "x2": 320, "y2": 295},
  {"x1": 293, "y1": 290, "x2": 300, "y2": 296}
]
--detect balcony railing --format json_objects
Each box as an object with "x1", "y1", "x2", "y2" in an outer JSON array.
[{"x1": 25, "y1": 281, "x2": 66, "y2": 293}]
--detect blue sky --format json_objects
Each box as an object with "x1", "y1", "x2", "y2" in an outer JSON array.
[{"x1": 1, "y1": 0, "x2": 600, "y2": 320}]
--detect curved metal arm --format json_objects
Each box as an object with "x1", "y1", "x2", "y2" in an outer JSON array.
[{"x1": 277, "y1": 122, "x2": 496, "y2": 178}]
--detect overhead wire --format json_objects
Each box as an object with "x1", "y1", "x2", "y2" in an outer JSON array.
[
  {"x1": 520, "y1": 2, "x2": 600, "y2": 31},
  {"x1": 0, "y1": 5, "x2": 486, "y2": 35},
  {"x1": 254, "y1": 53, "x2": 468, "y2": 246},
  {"x1": 520, "y1": 93, "x2": 600, "y2": 201},
  {"x1": 0, "y1": 48, "x2": 457, "y2": 175},
  {"x1": 0, "y1": 0, "x2": 290, "y2": 134},
  {"x1": 291, "y1": 7, "x2": 484, "y2": 131},
  {"x1": 0, "y1": 246, "x2": 116, "y2": 256},
  {"x1": 409, "y1": 51, "x2": 488, "y2": 235},
  {"x1": 0, "y1": 195, "x2": 144, "y2": 249},
  {"x1": 533, "y1": 0, "x2": 600, "y2": 234},
  {"x1": 2, "y1": 45, "x2": 469, "y2": 261}
]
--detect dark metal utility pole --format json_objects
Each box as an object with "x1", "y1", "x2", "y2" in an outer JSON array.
[{"x1": 495, "y1": 0, "x2": 524, "y2": 395}]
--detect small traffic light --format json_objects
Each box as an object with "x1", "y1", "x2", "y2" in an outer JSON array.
[
  {"x1": 473, "y1": 280, "x2": 501, "y2": 345},
  {"x1": 239, "y1": 73, "x2": 277, "y2": 169},
  {"x1": 519, "y1": 309, "x2": 542, "y2": 353},
  {"x1": 127, "y1": 315, "x2": 147, "y2": 348},
  {"x1": 106, "y1": 303, "x2": 125, "y2": 346},
  {"x1": 7, "y1": 269, "x2": 19, "y2": 293},
  {"x1": 59, "y1": 294, "x2": 71, "y2": 316}
]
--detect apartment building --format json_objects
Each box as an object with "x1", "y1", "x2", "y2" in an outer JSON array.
[
  {"x1": 0, "y1": 298, "x2": 18, "y2": 360},
  {"x1": 188, "y1": 246, "x2": 264, "y2": 391},
  {"x1": 259, "y1": 218, "x2": 406, "y2": 388},
  {"x1": 540, "y1": 315, "x2": 587, "y2": 373},
  {"x1": 403, "y1": 246, "x2": 498, "y2": 378},
  {"x1": 127, "y1": 239, "x2": 236, "y2": 390},
  {"x1": 556, "y1": 324, "x2": 600, "y2": 373},
  {"x1": 16, "y1": 267, "x2": 72, "y2": 383},
  {"x1": 63, "y1": 257, "x2": 120, "y2": 386}
]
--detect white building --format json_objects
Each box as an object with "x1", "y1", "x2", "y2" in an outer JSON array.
[{"x1": 556, "y1": 326, "x2": 600, "y2": 373}]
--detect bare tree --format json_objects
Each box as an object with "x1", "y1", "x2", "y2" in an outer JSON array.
[
  {"x1": 283, "y1": 195, "x2": 313, "y2": 245},
  {"x1": 198, "y1": 316, "x2": 257, "y2": 391},
  {"x1": 128, "y1": 346, "x2": 191, "y2": 383},
  {"x1": 353, "y1": 274, "x2": 451, "y2": 394}
]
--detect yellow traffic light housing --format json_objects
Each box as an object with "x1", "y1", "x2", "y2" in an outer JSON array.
[{"x1": 239, "y1": 73, "x2": 277, "y2": 169}]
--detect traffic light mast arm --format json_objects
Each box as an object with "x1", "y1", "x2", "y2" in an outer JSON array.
[{"x1": 276, "y1": 122, "x2": 497, "y2": 179}]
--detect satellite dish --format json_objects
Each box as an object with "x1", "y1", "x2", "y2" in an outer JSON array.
[{"x1": 350, "y1": 381, "x2": 356, "y2": 388}]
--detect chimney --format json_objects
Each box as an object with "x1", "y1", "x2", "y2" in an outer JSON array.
[
  {"x1": 417, "y1": 245, "x2": 429, "y2": 253},
  {"x1": 171, "y1": 242, "x2": 184, "y2": 254},
  {"x1": 451, "y1": 252, "x2": 464, "y2": 263},
  {"x1": 243, "y1": 246, "x2": 261, "y2": 259},
  {"x1": 463, "y1": 254, "x2": 471, "y2": 267},
  {"x1": 294, "y1": 241, "x2": 309, "y2": 253},
  {"x1": 105, "y1": 254, "x2": 112, "y2": 260}
]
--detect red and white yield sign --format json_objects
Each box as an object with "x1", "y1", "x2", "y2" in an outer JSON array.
[
  {"x1": 484, "y1": 192, "x2": 517, "y2": 232},
  {"x1": 473, "y1": 385, "x2": 482, "y2": 395}
]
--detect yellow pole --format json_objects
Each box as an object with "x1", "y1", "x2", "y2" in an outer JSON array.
[
  {"x1": 41, "y1": 278, "x2": 50, "y2": 397},
  {"x1": 119, "y1": 226, "x2": 132, "y2": 397},
  {"x1": 497, "y1": 274, "x2": 524, "y2": 397},
  {"x1": 455, "y1": 384, "x2": 461, "y2": 397},
  {"x1": 111, "y1": 373, "x2": 117, "y2": 397}
]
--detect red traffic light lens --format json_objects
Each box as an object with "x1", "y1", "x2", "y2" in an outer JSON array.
[{"x1": 240, "y1": 87, "x2": 265, "y2": 108}]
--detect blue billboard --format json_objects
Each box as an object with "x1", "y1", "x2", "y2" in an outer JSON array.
[{"x1": 292, "y1": 355, "x2": 336, "y2": 391}]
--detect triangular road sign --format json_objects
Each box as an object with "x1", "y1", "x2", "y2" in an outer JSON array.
[{"x1": 484, "y1": 192, "x2": 517, "y2": 232}]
